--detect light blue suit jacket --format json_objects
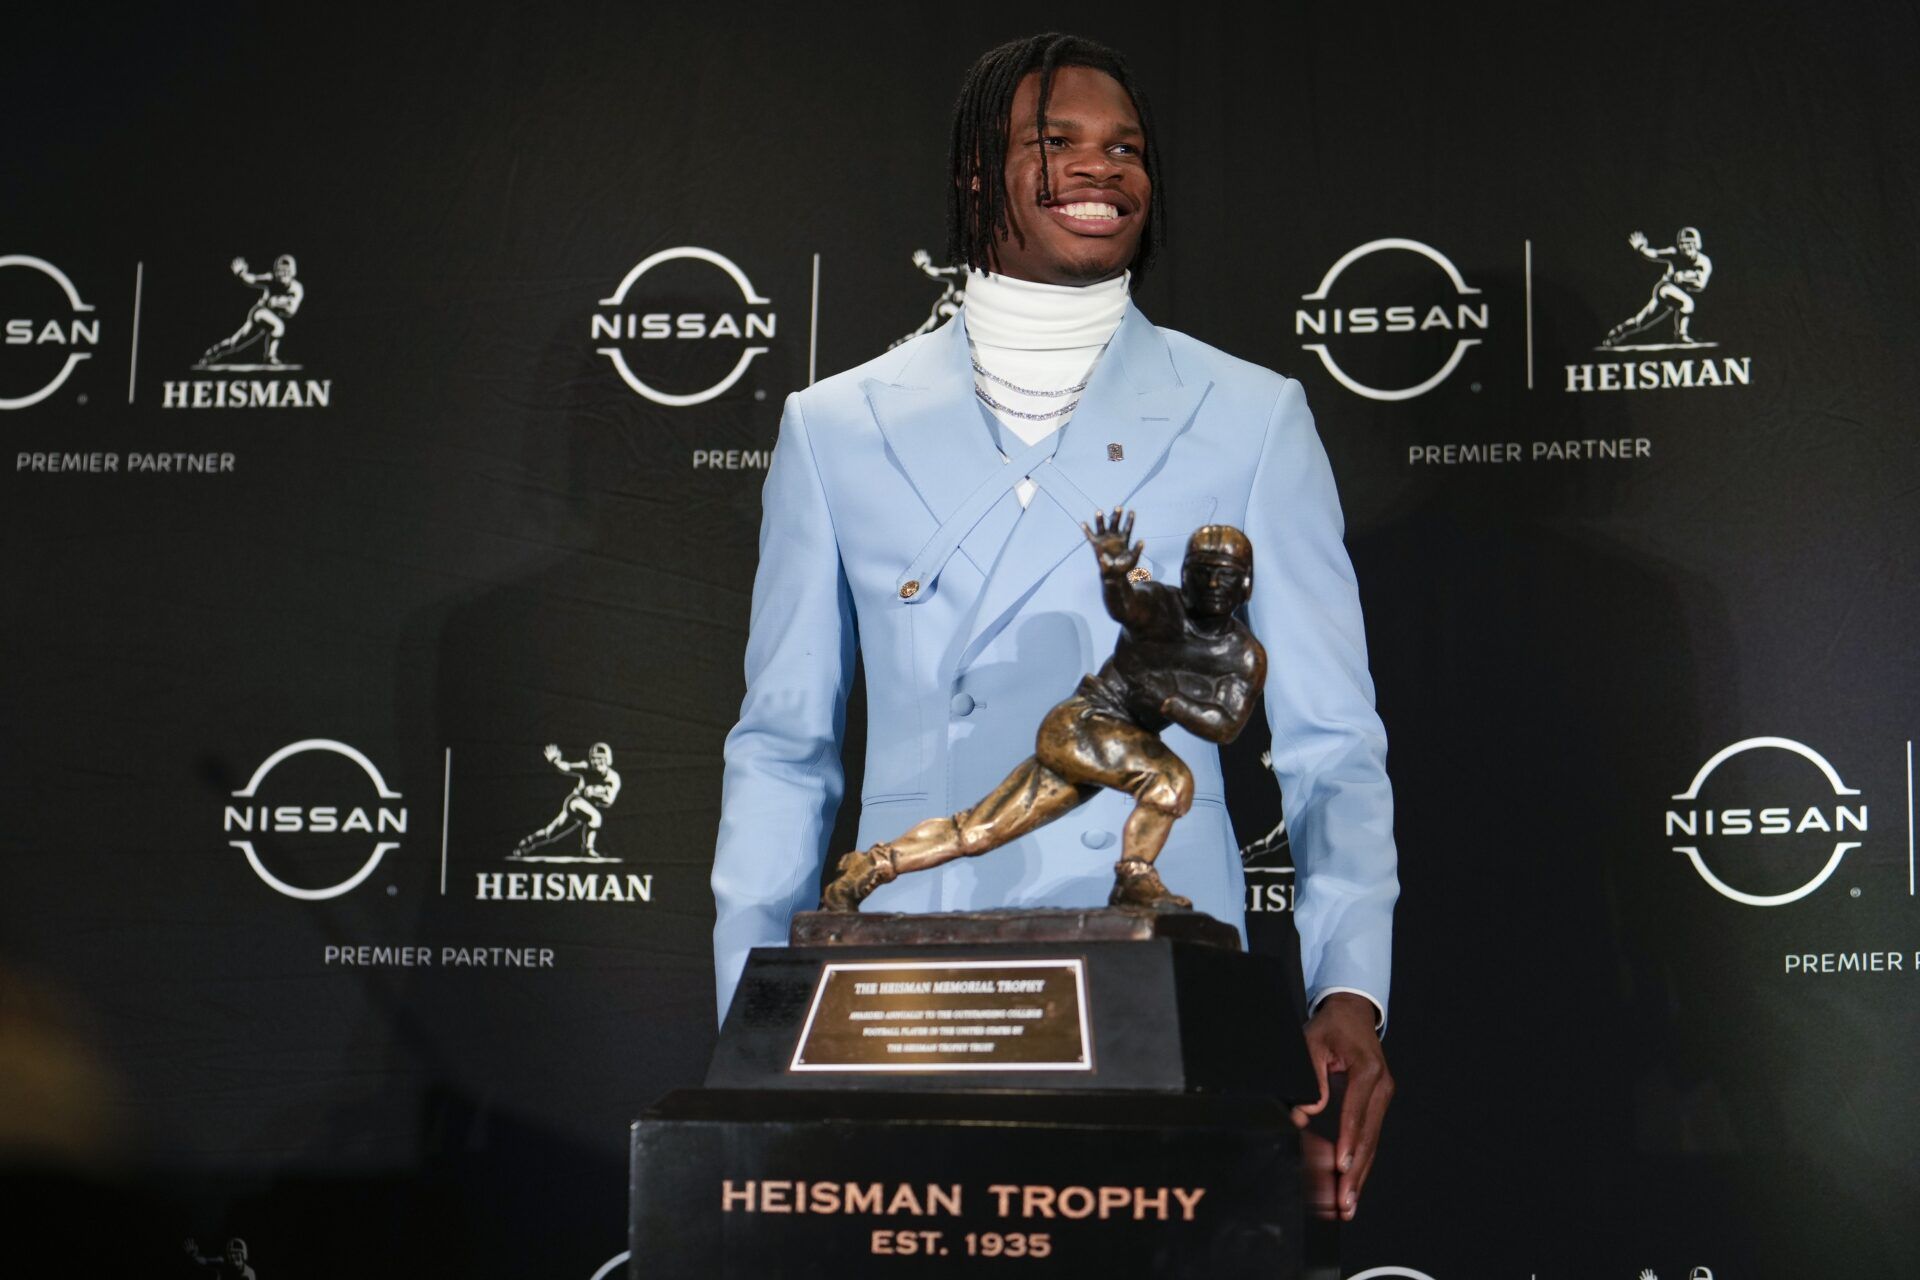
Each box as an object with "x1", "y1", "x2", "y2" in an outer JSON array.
[{"x1": 712, "y1": 303, "x2": 1397, "y2": 1022}]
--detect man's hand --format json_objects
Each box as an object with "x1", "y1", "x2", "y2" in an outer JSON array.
[
  {"x1": 1289, "y1": 992, "x2": 1393, "y2": 1222},
  {"x1": 1082, "y1": 507, "x2": 1142, "y2": 578},
  {"x1": 1628, "y1": 230, "x2": 1649, "y2": 250},
  {"x1": 543, "y1": 743, "x2": 563, "y2": 763},
  {"x1": 231, "y1": 257, "x2": 249, "y2": 275}
]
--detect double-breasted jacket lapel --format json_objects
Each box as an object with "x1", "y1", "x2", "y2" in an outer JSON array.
[
  {"x1": 954, "y1": 303, "x2": 1212, "y2": 673},
  {"x1": 859, "y1": 317, "x2": 1024, "y2": 585},
  {"x1": 857, "y1": 302, "x2": 1213, "y2": 680}
]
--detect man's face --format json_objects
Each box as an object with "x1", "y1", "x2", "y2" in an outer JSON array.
[
  {"x1": 1182, "y1": 556, "x2": 1250, "y2": 618},
  {"x1": 990, "y1": 66, "x2": 1150, "y2": 285}
]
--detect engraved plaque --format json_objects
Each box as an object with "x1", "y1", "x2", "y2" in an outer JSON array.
[{"x1": 789, "y1": 959, "x2": 1091, "y2": 1073}]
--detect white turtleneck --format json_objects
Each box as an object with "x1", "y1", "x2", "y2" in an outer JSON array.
[{"x1": 962, "y1": 269, "x2": 1128, "y2": 505}]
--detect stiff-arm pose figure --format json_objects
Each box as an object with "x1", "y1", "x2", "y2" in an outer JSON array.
[
  {"x1": 890, "y1": 248, "x2": 971, "y2": 349},
  {"x1": 198, "y1": 255, "x2": 305, "y2": 368},
  {"x1": 1603, "y1": 227, "x2": 1713, "y2": 346},
  {"x1": 822, "y1": 513, "x2": 1265, "y2": 912},
  {"x1": 513, "y1": 742, "x2": 621, "y2": 860}
]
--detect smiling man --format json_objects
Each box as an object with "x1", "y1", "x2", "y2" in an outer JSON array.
[{"x1": 713, "y1": 32, "x2": 1398, "y2": 1221}]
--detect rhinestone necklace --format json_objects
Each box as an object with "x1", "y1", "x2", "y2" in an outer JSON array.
[
  {"x1": 974, "y1": 384, "x2": 1079, "y2": 420},
  {"x1": 970, "y1": 356, "x2": 1090, "y2": 398}
]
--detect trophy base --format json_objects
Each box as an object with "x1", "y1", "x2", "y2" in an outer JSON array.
[
  {"x1": 789, "y1": 905, "x2": 1241, "y2": 951},
  {"x1": 709, "y1": 920, "x2": 1312, "y2": 1098},
  {"x1": 630, "y1": 1087, "x2": 1308, "y2": 1278}
]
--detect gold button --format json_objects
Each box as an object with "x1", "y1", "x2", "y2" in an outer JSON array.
[
  {"x1": 1126, "y1": 567, "x2": 1150, "y2": 583},
  {"x1": 899, "y1": 580, "x2": 920, "y2": 599}
]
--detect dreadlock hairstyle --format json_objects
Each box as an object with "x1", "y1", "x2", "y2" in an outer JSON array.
[{"x1": 945, "y1": 33, "x2": 1166, "y2": 277}]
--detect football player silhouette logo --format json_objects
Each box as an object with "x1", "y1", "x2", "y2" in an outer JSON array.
[
  {"x1": 197, "y1": 255, "x2": 305, "y2": 369},
  {"x1": 890, "y1": 250, "x2": 968, "y2": 349},
  {"x1": 512, "y1": 742, "x2": 622, "y2": 862},
  {"x1": 1602, "y1": 227, "x2": 1714, "y2": 348}
]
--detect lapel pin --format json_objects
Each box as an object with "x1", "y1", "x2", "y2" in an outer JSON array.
[{"x1": 1107, "y1": 443, "x2": 1124, "y2": 461}]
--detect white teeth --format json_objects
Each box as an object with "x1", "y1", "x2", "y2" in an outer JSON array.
[{"x1": 1058, "y1": 202, "x2": 1119, "y2": 220}]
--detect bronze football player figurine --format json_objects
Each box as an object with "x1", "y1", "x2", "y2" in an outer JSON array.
[{"x1": 822, "y1": 510, "x2": 1267, "y2": 913}]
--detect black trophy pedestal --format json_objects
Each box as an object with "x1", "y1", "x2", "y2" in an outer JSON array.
[{"x1": 630, "y1": 909, "x2": 1323, "y2": 1279}]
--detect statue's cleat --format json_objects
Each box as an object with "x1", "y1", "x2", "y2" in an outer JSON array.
[
  {"x1": 1108, "y1": 858, "x2": 1192, "y2": 911},
  {"x1": 820, "y1": 844, "x2": 899, "y2": 912}
]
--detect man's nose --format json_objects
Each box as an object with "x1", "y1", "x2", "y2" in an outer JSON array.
[{"x1": 1064, "y1": 145, "x2": 1118, "y2": 179}]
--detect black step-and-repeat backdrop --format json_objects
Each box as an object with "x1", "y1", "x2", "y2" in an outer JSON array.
[{"x1": 4, "y1": 4, "x2": 1916, "y2": 1277}]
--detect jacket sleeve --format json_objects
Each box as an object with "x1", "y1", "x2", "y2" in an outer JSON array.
[
  {"x1": 711, "y1": 392, "x2": 857, "y2": 1021},
  {"x1": 1242, "y1": 377, "x2": 1399, "y2": 1027}
]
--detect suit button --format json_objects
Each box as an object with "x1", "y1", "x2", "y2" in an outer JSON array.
[
  {"x1": 899, "y1": 580, "x2": 920, "y2": 599},
  {"x1": 950, "y1": 693, "x2": 975, "y2": 717},
  {"x1": 1081, "y1": 830, "x2": 1115, "y2": 849}
]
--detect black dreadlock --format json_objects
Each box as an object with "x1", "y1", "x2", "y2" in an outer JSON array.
[{"x1": 945, "y1": 33, "x2": 1165, "y2": 278}]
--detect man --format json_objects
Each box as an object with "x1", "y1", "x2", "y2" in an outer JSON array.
[
  {"x1": 197, "y1": 255, "x2": 304, "y2": 369},
  {"x1": 513, "y1": 742, "x2": 621, "y2": 860},
  {"x1": 714, "y1": 33, "x2": 1396, "y2": 1220},
  {"x1": 1602, "y1": 226, "x2": 1713, "y2": 346},
  {"x1": 822, "y1": 515, "x2": 1265, "y2": 912}
]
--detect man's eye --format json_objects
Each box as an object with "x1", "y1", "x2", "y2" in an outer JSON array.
[{"x1": 1038, "y1": 135, "x2": 1069, "y2": 148}]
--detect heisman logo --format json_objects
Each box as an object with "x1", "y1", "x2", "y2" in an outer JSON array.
[
  {"x1": 511, "y1": 742, "x2": 623, "y2": 863},
  {"x1": 1239, "y1": 749, "x2": 1295, "y2": 916},
  {"x1": 890, "y1": 249, "x2": 967, "y2": 349},
  {"x1": 1602, "y1": 227, "x2": 1713, "y2": 350},
  {"x1": 471, "y1": 742, "x2": 652, "y2": 903},
  {"x1": 223, "y1": 739, "x2": 408, "y2": 900},
  {"x1": 1295, "y1": 238, "x2": 1487, "y2": 401},
  {"x1": 0, "y1": 254, "x2": 99, "y2": 410},
  {"x1": 1665, "y1": 737, "x2": 1868, "y2": 907},
  {"x1": 182, "y1": 1237, "x2": 257, "y2": 1278},
  {"x1": 165, "y1": 254, "x2": 332, "y2": 409},
  {"x1": 197, "y1": 255, "x2": 306, "y2": 371},
  {"x1": 1564, "y1": 226, "x2": 1750, "y2": 394},
  {"x1": 593, "y1": 247, "x2": 776, "y2": 406}
]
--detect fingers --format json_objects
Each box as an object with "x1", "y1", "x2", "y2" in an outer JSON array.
[
  {"x1": 1292, "y1": 1029, "x2": 1332, "y2": 1122},
  {"x1": 1131, "y1": 540, "x2": 1145, "y2": 564},
  {"x1": 1087, "y1": 509, "x2": 1139, "y2": 549},
  {"x1": 1333, "y1": 1053, "x2": 1393, "y2": 1221}
]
